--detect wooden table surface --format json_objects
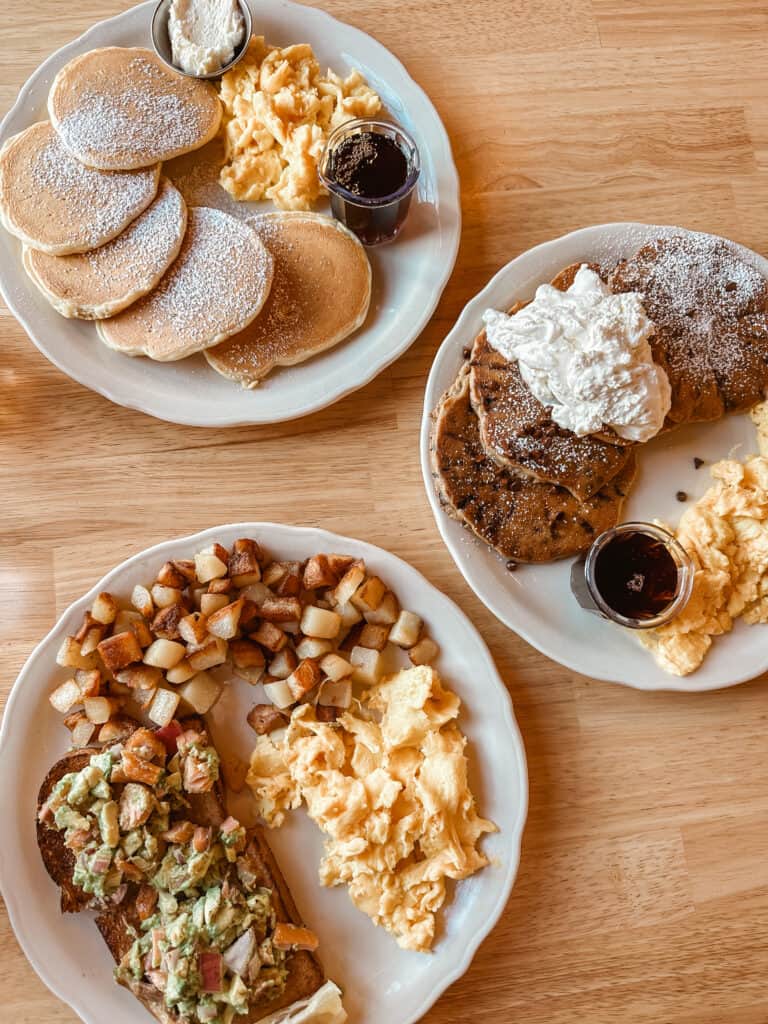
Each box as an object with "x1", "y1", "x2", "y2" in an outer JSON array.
[{"x1": 2, "y1": 1, "x2": 768, "y2": 1022}]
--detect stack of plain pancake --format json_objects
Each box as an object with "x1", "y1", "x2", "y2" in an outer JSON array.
[
  {"x1": 0, "y1": 46, "x2": 371, "y2": 384},
  {"x1": 431, "y1": 233, "x2": 768, "y2": 563}
]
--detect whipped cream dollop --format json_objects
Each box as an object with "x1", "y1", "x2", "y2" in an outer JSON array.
[
  {"x1": 482, "y1": 265, "x2": 671, "y2": 443},
  {"x1": 169, "y1": 0, "x2": 244, "y2": 76}
]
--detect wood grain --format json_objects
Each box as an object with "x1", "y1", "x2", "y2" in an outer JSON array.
[{"x1": 1, "y1": 1, "x2": 767, "y2": 1022}]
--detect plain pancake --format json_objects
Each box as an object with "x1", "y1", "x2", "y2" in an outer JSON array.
[
  {"x1": 96, "y1": 207, "x2": 274, "y2": 361},
  {"x1": 610, "y1": 232, "x2": 768, "y2": 422},
  {"x1": 23, "y1": 178, "x2": 187, "y2": 319},
  {"x1": 48, "y1": 47, "x2": 222, "y2": 171},
  {"x1": 430, "y1": 366, "x2": 636, "y2": 563},
  {"x1": 0, "y1": 121, "x2": 159, "y2": 255},
  {"x1": 205, "y1": 212, "x2": 372, "y2": 386}
]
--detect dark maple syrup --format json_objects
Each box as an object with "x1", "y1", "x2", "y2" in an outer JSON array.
[{"x1": 592, "y1": 530, "x2": 679, "y2": 620}]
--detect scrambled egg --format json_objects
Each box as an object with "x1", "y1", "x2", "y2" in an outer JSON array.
[
  {"x1": 219, "y1": 37, "x2": 381, "y2": 210},
  {"x1": 638, "y1": 453, "x2": 768, "y2": 675},
  {"x1": 247, "y1": 666, "x2": 497, "y2": 952}
]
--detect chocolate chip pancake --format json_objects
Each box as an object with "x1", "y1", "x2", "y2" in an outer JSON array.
[
  {"x1": 610, "y1": 232, "x2": 768, "y2": 423},
  {"x1": 469, "y1": 263, "x2": 634, "y2": 501},
  {"x1": 430, "y1": 366, "x2": 637, "y2": 563}
]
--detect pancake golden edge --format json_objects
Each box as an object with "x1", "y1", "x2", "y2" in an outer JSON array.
[
  {"x1": 48, "y1": 47, "x2": 222, "y2": 171},
  {"x1": 0, "y1": 121, "x2": 160, "y2": 255},
  {"x1": 95, "y1": 207, "x2": 275, "y2": 362},
  {"x1": 205, "y1": 212, "x2": 372, "y2": 386}
]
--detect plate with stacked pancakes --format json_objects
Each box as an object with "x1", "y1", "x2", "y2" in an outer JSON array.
[
  {"x1": 421, "y1": 223, "x2": 768, "y2": 692},
  {"x1": 0, "y1": 523, "x2": 527, "y2": 1024},
  {"x1": 0, "y1": 1, "x2": 460, "y2": 425}
]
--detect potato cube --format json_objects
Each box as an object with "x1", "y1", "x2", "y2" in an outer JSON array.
[
  {"x1": 239, "y1": 599, "x2": 259, "y2": 630},
  {"x1": 80, "y1": 626, "x2": 105, "y2": 657},
  {"x1": 143, "y1": 638, "x2": 186, "y2": 669},
  {"x1": 300, "y1": 605, "x2": 341, "y2": 640},
  {"x1": 302, "y1": 555, "x2": 338, "y2": 591},
  {"x1": 115, "y1": 664, "x2": 163, "y2": 690},
  {"x1": 206, "y1": 542, "x2": 230, "y2": 562},
  {"x1": 229, "y1": 539, "x2": 263, "y2": 588},
  {"x1": 262, "y1": 562, "x2": 286, "y2": 587},
  {"x1": 337, "y1": 601, "x2": 362, "y2": 628},
  {"x1": 408, "y1": 637, "x2": 439, "y2": 666},
  {"x1": 351, "y1": 576, "x2": 386, "y2": 613},
  {"x1": 178, "y1": 672, "x2": 221, "y2": 715},
  {"x1": 148, "y1": 688, "x2": 181, "y2": 727},
  {"x1": 317, "y1": 679, "x2": 352, "y2": 709},
  {"x1": 156, "y1": 561, "x2": 189, "y2": 589},
  {"x1": 178, "y1": 612, "x2": 208, "y2": 646},
  {"x1": 269, "y1": 648, "x2": 298, "y2": 680},
  {"x1": 239, "y1": 582, "x2": 270, "y2": 605},
  {"x1": 358, "y1": 623, "x2": 390, "y2": 651},
  {"x1": 330, "y1": 562, "x2": 365, "y2": 608},
  {"x1": 151, "y1": 584, "x2": 183, "y2": 610},
  {"x1": 364, "y1": 591, "x2": 400, "y2": 626},
  {"x1": 187, "y1": 636, "x2": 228, "y2": 671},
  {"x1": 200, "y1": 593, "x2": 229, "y2": 616},
  {"x1": 327, "y1": 554, "x2": 355, "y2": 576},
  {"x1": 71, "y1": 718, "x2": 97, "y2": 748},
  {"x1": 151, "y1": 603, "x2": 185, "y2": 640},
  {"x1": 286, "y1": 659, "x2": 323, "y2": 700},
  {"x1": 98, "y1": 717, "x2": 136, "y2": 743},
  {"x1": 250, "y1": 621, "x2": 286, "y2": 653},
  {"x1": 319, "y1": 653, "x2": 353, "y2": 682},
  {"x1": 295, "y1": 637, "x2": 333, "y2": 660},
  {"x1": 350, "y1": 646, "x2": 383, "y2": 686},
  {"x1": 207, "y1": 577, "x2": 232, "y2": 595},
  {"x1": 49, "y1": 679, "x2": 82, "y2": 714},
  {"x1": 195, "y1": 551, "x2": 228, "y2": 584},
  {"x1": 84, "y1": 696, "x2": 119, "y2": 725},
  {"x1": 389, "y1": 610, "x2": 423, "y2": 649},
  {"x1": 316, "y1": 704, "x2": 340, "y2": 723},
  {"x1": 207, "y1": 597, "x2": 244, "y2": 640},
  {"x1": 247, "y1": 704, "x2": 288, "y2": 735},
  {"x1": 56, "y1": 636, "x2": 100, "y2": 671},
  {"x1": 91, "y1": 592, "x2": 119, "y2": 626},
  {"x1": 230, "y1": 639, "x2": 266, "y2": 670},
  {"x1": 171, "y1": 559, "x2": 197, "y2": 583},
  {"x1": 274, "y1": 562, "x2": 302, "y2": 597},
  {"x1": 75, "y1": 668, "x2": 102, "y2": 698},
  {"x1": 75, "y1": 612, "x2": 99, "y2": 644},
  {"x1": 114, "y1": 610, "x2": 153, "y2": 648},
  {"x1": 278, "y1": 620, "x2": 300, "y2": 635},
  {"x1": 234, "y1": 663, "x2": 265, "y2": 685},
  {"x1": 165, "y1": 660, "x2": 196, "y2": 684},
  {"x1": 259, "y1": 596, "x2": 302, "y2": 623},
  {"x1": 263, "y1": 678, "x2": 295, "y2": 709},
  {"x1": 132, "y1": 686, "x2": 158, "y2": 712},
  {"x1": 98, "y1": 631, "x2": 143, "y2": 672}
]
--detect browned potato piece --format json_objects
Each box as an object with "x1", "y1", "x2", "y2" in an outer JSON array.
[
  {"x1": 247, "y1": 704, "x2": 288, "y2": 735},
  {"x1": 56, "y1": 636, "x2": 100, "y2": 671},
  {"x1": 75, "y1": 668, "x2": 102, "y2": 698},
  {"x1": 408, "y1": 637, "x2": 439, "y2": 666},
  {"x1": 80, "y1": 626, "x2": 106, "y2": 657},
  {"x1": 250, "y1": 621, "x2": 287, "y2": 653},
  {"x1": 351, "y1": 576, "x2": 387, "y2": 613},
  {"x1": 178, "y1": 612, "x2": 208, "y2": 646},
  {"x1": 50, "y1": 679, "x2": 82, "y2": 714},
  {"x1": 99, "y1": 717, "x2": 138, "y2": 743},
  {"x1": 207, "y1": 597, "x2": 244, "y2": 639},
  {"x1": 84, "y1": 696, "x2": 121, "y2": 725},
  {"x1": 98, "y1": 631, "x2": 143, "y2": 673},
  {"x1": 187, "y1": 636, "x2": 227, "y2": 671},
  {"x1": 131, "y1": 585, "x2": 154, "y2": 618},
  {"x1": 302, "y1": 555, "x2": 338, "y2": 590},
  {"x1": 116, "y1": 664, "x2": 164, "y2": 690},
  {"x1": 156, "y1": 561, "x2": 190, "y2": 589},
  {"x1": 148, "y1": 688, "x2": 181, "y2": 727},
  {"x1": 91, "y1": 592, "x2": 119, "y2": 626},
  {"x1": 330, "y1": 562, "x2": 365, "y2": 607},
  {"x1": 151, "y1": 603, "x2": 185, "y2": 640},
  {"x1": 230, "y1": 639, "x2": 266, "y2": 669},
  {"x1": 259, "y1": 596, "x2": 302, "y2": 623},
  {"x1": 229, "y1": 539, "x2": 262, "y2": 587},
  {"x1": 358, "y1": 623, "x2": 390, "y2": 651},
  {"x1": 207, "y1": 577, "x2": 233, "y2": 595},
  {"x1": 286, "y1": 658, "x2": 323, "y2": 700},
  {"x1": 364, "y1": 591, "x2": 400, "y2": 626},
  {"x1": 269, "y1": 648, "x2": 298, "y2": 680},
  {"x1": 275, "y1": 562, "x2": 302, "y2": 597},
  {"x1": 200, "y1": 593, "x2": 229, "y2": 616}
]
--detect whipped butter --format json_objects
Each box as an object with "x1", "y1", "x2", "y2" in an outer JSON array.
[
  {"x1": 482, "y1": 265, "x2": 671, "y2": 443},
  {"x1": 169, "y1": 0, "x2": 244, "y2": 76}
]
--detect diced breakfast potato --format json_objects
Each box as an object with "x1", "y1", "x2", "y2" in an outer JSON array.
[
  {"x1": 56, "y1": 636, "x2": 100, "y2": 671},
  {"x1": 207, "y1": 577, "x2": 232, "y2": 595},
  {"x1": 116, "y1": 664, "x2": 163, "y2": 690},
  {"x1": 247, "y1": 704, "x2": 288, "y2": 735},
  {"x1": 358, "y1": 623, "x2": 390, "y2": 651},
  {"x1": 200, "y1": 593, "x2": 229, "y2": 616},
  {"x1": 165, "y1": 660, "x2": 196, "y2": 684},
  {"x1": 278, "y1": 620, "x2": 300, "y2": 635},
  {"x1": 229, "y1": 539, "x2": 263, "y2": 588},
  {"x1": 99, "y1": 717, "x2": 136, "y2": 743},
  {"x1": 259, "y1": 596, "x2": 302, "y2": 623},
  {"x1": 263, "y1": 678, "x2": 295, "y2": 709},
  {"x1": 364, "y1": 591, "x2": 399, "y2": 626},
  {"x1": 75, "y1": 668, "x2": 101, "y2": 698},
  {"x1": 84, "y1": 696, "x2": 119, "y2": 725},
  {"x1": 148, "y1": 687, "x2": 181, "y2": 727},
  {"x1": 91, "y1": 592, "x2": 119, "y2": 626},
  {"x1": 262, "y1": 562, "x2": 286, "y2": 588},
  {"x1": 350, "y1": 645, "x2": 383, "y2": 686},
  {"x1": 195, "y1": 551, "x2": 228, "y2": 584},
  {"x1": 286, "y1": 659, "x2": 323, "y2": 700},
  {"x1": 178, "y1": 672, "x2": 222, "y2": 715},
  {"x1": 240, "y1": 581, "x2": 270, "y2": 605},
  {"x1": 207, "y1": 597, "x2": 244, "y2": 640},
  {"x1": 151, "y1": 584, "x2": 183, "y2": 609},
  {"x1": 156, "y1": 561, "x2": 189, "y2": 589},
  {"x1": 187, "y1": 636, "x2": 228, "y2": 671},
  {"x1": 151, "y1": 603, "x2": 185, "y2": 640},
  {"x1": 79, "y1": 627, "x2": 104, "y2": 657},
  {"x1": 300, "y1": 605, "x2": 341, "y2": 640},
  {"x1": 274, "y1": 562, "x2": 302, "y2": 597},
  {"x1": 269, "y1": 648, "x2": 298, "y2": 680},
  {"x1": 233, "y1": 663, "x2": 265, "y2": 685},
  {"x1": 319, "y1": 653, "x2": 353, "y2": 681},
  {"x1": 330, "y1": 562, "x2": 365, "y2": 608},
  {"x1": 230, "y1": 639, "x2": 265, "y2": 670},
  {"x1": 71, "y1": 717, "x2": 97, "y2": 748},
  {"x1": 132, "y1": 686, "x2": 158, "y2": 712},
  {"x1": 295, "y1": 637, "x2": 333, "y2": 660},
  {"x1": 302, "y1": 555, "x2": 338, "y2": 590},
  {"x1": 98, "y1": 631, "x2": 143, "y2": 672},
  {"x1": 143, "y1": 638, "x2": 186, "y2": 669},
  {"x1": 351, "y1": 576, "x2": 387, "y2": 613},
  {"x1": 250, "y1": 621, "x2": 286, "y2": 653},
  {"x1": 114, "y1": 610, "x2": 153, "y2": 648},
  {"x1": 408, "y1": 637, "x2": 439, "y2": 666},
  {"x1": 131, "y1": 585, "x2": 154, "y2": 618},
  {"x1": 317, "y1": 679, "x2": 352, "y2": 709},
  {"x1": 178, "y1": 612, "x2": 208, "y2": 645},
  {"x1": 49, "y1": 679, "x2": 82, "y2": 715},
  {"x1": 389, "y1": 610, "x2": 422, "y2": 649},
  {"x1": 337, "y1": 601, "x2": 362, "y2": 628}
]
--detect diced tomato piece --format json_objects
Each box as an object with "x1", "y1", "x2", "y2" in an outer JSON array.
[
  {"x1": 199, "y1": 952, "x2": 222, "y2": 993},
  {"x1": 155, "y1": 719, "x2": 183, "y2": 755}
]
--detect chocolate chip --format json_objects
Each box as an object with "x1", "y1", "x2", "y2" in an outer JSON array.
[
  {"x1": 505, "y1": 560, "x2": 518, "y2": 572},
  {"x1": 676, "y1": 490, "x2": 688, "y2": 502}
]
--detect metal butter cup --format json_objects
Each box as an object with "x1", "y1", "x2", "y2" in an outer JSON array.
[{"x1": 151, "y1": 0, "x2": 253, "y2": 81}]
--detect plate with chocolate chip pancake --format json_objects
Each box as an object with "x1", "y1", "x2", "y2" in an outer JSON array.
[
  {"x1": 0, "y1": 0, "x2": 459, "y2": 425},
  {"x1": 421, "y1": 222, "x2": 768, "y2": 692}
]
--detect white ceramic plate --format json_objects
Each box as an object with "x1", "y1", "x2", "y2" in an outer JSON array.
[
  {"x1": 0, "y1": 1, "x2": 460, "y2": 426},
  {"x1": 0, "y1": 523, "x2": 527, "y2": 1024},
  {"x1": 420, "y1": 222, "x2": 768, "y2": 692}
]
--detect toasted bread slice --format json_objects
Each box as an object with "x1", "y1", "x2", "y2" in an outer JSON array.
[{"x1": 37, "y1": 732, "x2": 325, "y2": 1022}]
